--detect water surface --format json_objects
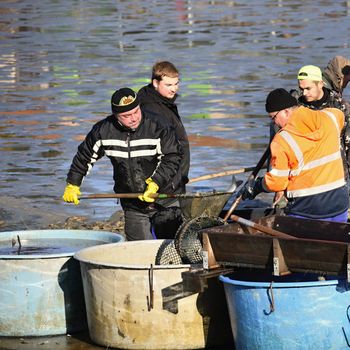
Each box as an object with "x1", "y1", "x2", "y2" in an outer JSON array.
[{"x1": 1, "y1": 0, "x2": 349, "y2": 227}]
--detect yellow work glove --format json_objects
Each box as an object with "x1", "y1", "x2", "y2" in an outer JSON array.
[
  {"x1": 62, "y1": 183, "x2": 81, "y2": 205},
  {"x1": 138, "y1": 178, "x2": 159, "y2": 203}
]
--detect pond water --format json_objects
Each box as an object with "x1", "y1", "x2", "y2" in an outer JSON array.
[
  {"x1": 0, "y1": 1, "x2": 350, "y2": 349},
  {"x1": 1, "y1": 0, "x2": 349, "y2": 227}
]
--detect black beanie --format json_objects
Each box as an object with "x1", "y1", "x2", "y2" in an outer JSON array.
[
  {"x1": 265, "y1": 88, "x2": 297, "y2": 113},
  {"x1": 111, "y1": 88, "x2": 139, "y2": 114}
]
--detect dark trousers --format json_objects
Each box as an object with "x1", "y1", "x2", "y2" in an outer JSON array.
[
  {"x1": 124, "y1": 200, "x2": 180, "y2": 241},
  {"x1": 124, "y1": 208, "x2": 156, "y2": 241}
]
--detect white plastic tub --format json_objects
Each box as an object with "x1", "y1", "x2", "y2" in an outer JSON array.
[{"x1": 75, "y1": 239, "x2": 233, "y2": 349}]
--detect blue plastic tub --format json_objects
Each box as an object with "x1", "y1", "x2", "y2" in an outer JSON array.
[
  {"x1": 0, "y1": 229, "x2": 124, "y2": 337},
  {"x1": 219, "y1": 271, "x2": 350, "y2": 349}
]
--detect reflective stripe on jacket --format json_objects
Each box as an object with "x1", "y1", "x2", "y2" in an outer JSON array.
[
  {"x1": 66, "y1": 112, "x2": 183, "y2": 211},
  {"x1": 264, "y1": 106, "x2": 348, "y2": 218}
]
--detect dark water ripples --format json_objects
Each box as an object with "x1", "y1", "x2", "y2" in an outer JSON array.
[{"x1": 0, "y1": 0, "x2": 349, "y2": 223}]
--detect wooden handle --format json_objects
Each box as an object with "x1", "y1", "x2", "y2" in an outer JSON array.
[
  {"x1": 230, "y1": 214, "x2": 295, "y2": 239},
  {"x1": 79, "y1": 191, "x2": 234, "y2": 200},
  {"x1": 223, "y1": 146, "x2": 270, "y2": 221},
  {"x1": 188, "y1": 166, "x2": 260, "y2": 183},
  {"x1": 80, "y1": 193, "x2": 152, "y2": 199}
]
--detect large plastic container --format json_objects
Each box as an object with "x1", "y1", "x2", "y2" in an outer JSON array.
[
  {"x1": 75, "y1": 239, "x2": 233, "y2": 349},
  {"x1": 219, "y1": 271, "x2": 350, "y2": 349},
  {"x1": 0, "y1": 229, "x2": 124, "y2": 337}
]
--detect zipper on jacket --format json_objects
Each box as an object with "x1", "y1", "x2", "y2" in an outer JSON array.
[{"x1": 126, "y1": 132, "x2": 137, "y2": 191}]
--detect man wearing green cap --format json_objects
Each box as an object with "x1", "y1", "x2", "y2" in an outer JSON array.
[
  {"x1": 296, "y1": 64, "x2": 350, "y2": 179},
  {"x1": 62, "y1": 87, "x2": 183, "y2": 241},
  {"x1": 296, "y1": 65, "x2": 325, "y2": 102},
  {"x1": 296, "y1": 65, "x2": 345, "y2": 109}
]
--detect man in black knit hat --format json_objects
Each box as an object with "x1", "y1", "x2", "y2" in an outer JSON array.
[
  {"x1": 62, "y1": 87, "x2": 183, "y2": 240},
  {"x1": 242, "y1": 88, "x2": 349, "y2": 223}
]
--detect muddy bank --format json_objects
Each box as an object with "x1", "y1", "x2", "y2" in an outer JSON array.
[
  {"x1": 0, "y1": 195, "x2": 125, "y2": 238},
  {"x1": 0, "y1": 332, "x2": 105, "y2": 350}
]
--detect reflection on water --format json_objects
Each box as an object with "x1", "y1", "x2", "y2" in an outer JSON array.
[{"x1": 0, "y1": 0, "x2": 349, "y2": 222}]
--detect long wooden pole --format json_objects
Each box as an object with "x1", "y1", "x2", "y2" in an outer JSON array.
[
  {"x1": 188, "y1": 166, "x2": 264, "y2": 183},
  {"x1": 79, "y1": 191, "x2": 233, "y2": 200},
  {"x1": 223, "y1": 146, "x2": 270, "y2": 221},
  {"x1": 230, "y1": 214, "x2": 295, "y2": 239}
]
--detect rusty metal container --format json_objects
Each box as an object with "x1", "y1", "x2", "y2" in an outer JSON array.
[
  {"x1": 74, "y1": 240, "x2": 233, "y2": 349},
  {"x1": 0, "y1": 229, "x2": 124, "y2": 337}
]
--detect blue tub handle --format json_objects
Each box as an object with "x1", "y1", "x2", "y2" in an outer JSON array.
[
  {"x1": 342, "y1": 304, "x2": 350, "y2": 347},
  {"x1": 264, "y1": 282, "x2": 275, "y2": 315}
]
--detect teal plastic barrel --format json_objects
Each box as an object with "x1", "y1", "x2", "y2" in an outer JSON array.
[
  {"x1": 0, "y1": 229, "x2": 124, "y2": 337},
  {"x1": 219, "y1": 272, "x2": 350, "y2": 349}
]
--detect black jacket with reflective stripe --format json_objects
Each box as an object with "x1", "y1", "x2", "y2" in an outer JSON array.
[{"x1": 66, "y1": 112, "x2": 183, "y2": 211}]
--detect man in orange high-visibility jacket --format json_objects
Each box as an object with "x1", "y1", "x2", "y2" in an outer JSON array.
[{"x1": 243, "y1": 88, "x2": 349, "y2": 222}]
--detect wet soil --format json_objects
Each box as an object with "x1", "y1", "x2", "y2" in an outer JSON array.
[
  {"x1": 0, "y1": 195, "x2": 125, "y2": 238},
  {"x1": 0, "y1": 333, "x2": 230, "y2": 350},
  {"x1": 0, "y1": 332, "x2": 105, "y2": 350}
]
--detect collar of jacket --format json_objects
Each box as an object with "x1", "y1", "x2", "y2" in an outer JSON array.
[
  {"x1": 111, "y1": 113, "x2": 144, "y2": 133},
  {"x1": 145, "y1": 84, "x2": 178, "y2": 105},
  {"x1": 299, "y1": 87, "x2": 330, "y2": 110}
]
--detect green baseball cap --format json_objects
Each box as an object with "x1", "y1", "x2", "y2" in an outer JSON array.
[{"x1": 297, "y1": 65, "x2": 322, "y2": 81}]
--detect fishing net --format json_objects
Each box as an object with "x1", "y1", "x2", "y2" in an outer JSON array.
[
  {"x1": 155, "y1": 191, "x2": 233, "y2": 265},
  {"x1": 179, "y1": 191, "x2": 232, "y2": 220},
  {"x1": 174, "y1": 216, "x2": 226, "y2": 264},
  {"x1": 155, "y1": 239, "x2": 183, "y2": 265}
]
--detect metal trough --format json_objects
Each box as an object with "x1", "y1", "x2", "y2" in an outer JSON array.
[
  {"x1": 202, "y1": 215, "x2": 350, "y2": 276},
  {"x1": 182, "y1": 215, "x2": 350, "y2": 293}
]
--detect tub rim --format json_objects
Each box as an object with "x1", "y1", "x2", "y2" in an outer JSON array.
[
  {"x1": 74, "y1": 240, "x2": 191, "y2": 270},
  {"x1": 219, "y1": 273, "x2": 341, "y2": 288}
]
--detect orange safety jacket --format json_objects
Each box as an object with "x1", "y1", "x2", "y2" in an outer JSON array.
[{"x1": 263, "y1": 106, "x2": 349, "y2": 218}]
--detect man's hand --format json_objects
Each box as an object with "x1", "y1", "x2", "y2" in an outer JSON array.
[
  {"x1": 241, "y1": 177, "x2": 264, "y2": 200},
  {"x1": 62, "y1": 183, "x2": 81, "y2": 205},
  {"x1": 138, "y1": 178, "x2": 159, "y2": 202},
  {"x1": 273, "y1": 191, "x2": 287, "y2": 208}
]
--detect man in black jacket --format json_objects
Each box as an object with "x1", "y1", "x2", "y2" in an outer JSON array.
[
  {"x1": 62, "y1": 87, "x2": 183, "y2": 241},
  {"x1": 138, "y1": 61, "x2": 190, "y2": 192}
]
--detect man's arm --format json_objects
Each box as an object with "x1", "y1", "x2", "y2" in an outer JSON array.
[
  {"x1": 149, "y1": 124, "x2": 183, "y2": 189},
  {"x1": 66, "y1": 125, "x2": 105, "y2": 186}
]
